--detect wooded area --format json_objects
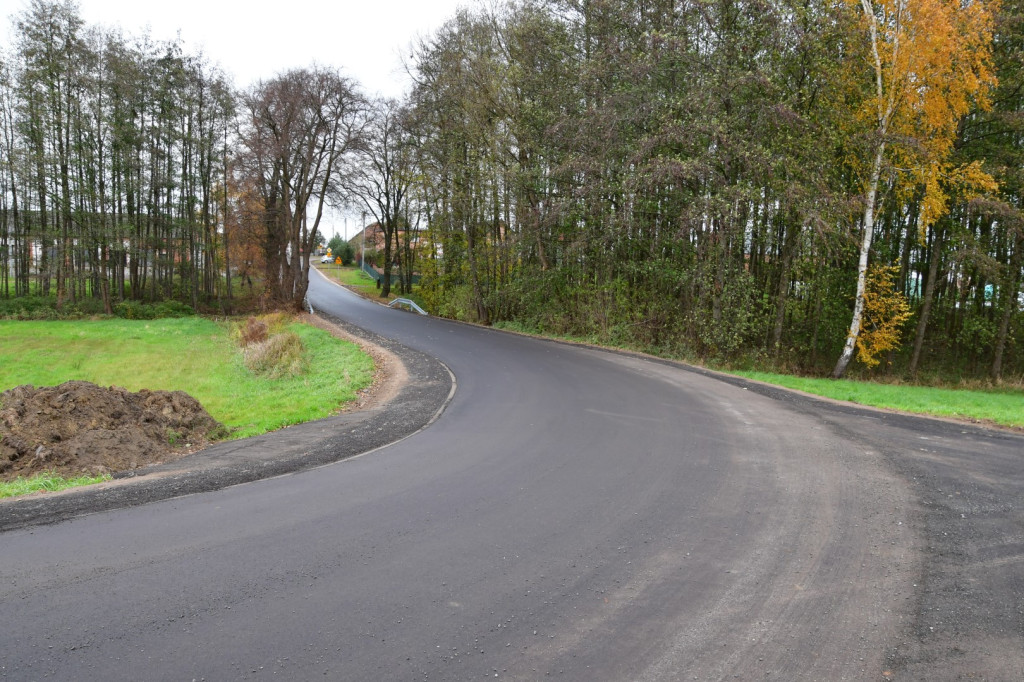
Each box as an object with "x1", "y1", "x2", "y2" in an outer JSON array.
[
  {"x1": 402, "y1": 0, "x2": 1023, "y2": 381},
  {"x1": 2, "y1": 0, "x2": 1022, "y2": 381},
  {"x1": 0, "y1": 1, "x2": 235, "y2": 313}
]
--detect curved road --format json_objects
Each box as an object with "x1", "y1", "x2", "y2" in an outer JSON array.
[{"x1": 1, "y1": 272, "x2": 1021, "y2": 680}]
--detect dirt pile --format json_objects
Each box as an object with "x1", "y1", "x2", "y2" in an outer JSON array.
[{"x1": 0, "y1": 381, "x2": 224, "y2": 481}]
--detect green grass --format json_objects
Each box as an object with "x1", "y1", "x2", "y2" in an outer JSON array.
[
  {"x1": 731, "y1": 370, "x2": 1024, "y2": 428},
  {"x1": 0, "y1": 317, "x2": 375, "y2": 439},
  {"x1": 316, "y1": 264, "x2": 429, "y2": 309},
  {"x1": 0, "y1": 471, "x2": 111, "y2": 498},
  {"x1": 316, "y1": 263, "x2": 376, "y2": 288}
]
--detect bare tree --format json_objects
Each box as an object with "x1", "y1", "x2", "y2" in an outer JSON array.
[
  {"x1": 238, "y1": 67, "x2": 366, "y2": 309},
  {"x1": 347, "y1": 98, "x2": 413, "y2": 299}
]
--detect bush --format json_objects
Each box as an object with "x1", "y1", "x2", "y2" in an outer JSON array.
[
  {"x1": 435, "y1": 284, "x2": 480, "y2": 322},
  {"x1": 341, "y1": 241, "x2": 356, "y2": 266},
  {"x1": 327, "y1": 234, "x2": 346, "y2": 255},
  {"x1": 0, "y1": 295, "x2": 108, "y2": 320},
  {"x1": 112, "y1": 301, "x2": 152, "y2": 320},
  {"x1": 153, "y1": 300, "x2": 196, "y2": 318},
  {"x1": 113, "y1": 300, "x2": 195, "y2": 320},
  {"x1": 362, "y1": 248, "x2": 380, "y2": 267},
  {"x1": 0, "y1": 298, "x2": 60, "y2": 320}
]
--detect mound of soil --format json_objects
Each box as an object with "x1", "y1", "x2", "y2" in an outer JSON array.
[{"x1": 0, "y1": 381, "x2": 223, "y2": 482}]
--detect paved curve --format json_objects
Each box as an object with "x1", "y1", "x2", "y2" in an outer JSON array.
[{"x1": 1, "y1": 271, "x2": 1021, "y2": 681}]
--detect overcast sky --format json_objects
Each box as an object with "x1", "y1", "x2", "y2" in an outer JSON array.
[
  {"x1": 0, "y1": 0, "x2": 471, "y2": 237},
  {"x1": 1, "y1": 0, "x2": 469, "y2": 97}
]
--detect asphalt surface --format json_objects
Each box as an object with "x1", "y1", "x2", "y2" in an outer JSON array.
[{"x1": 0, "y1": 270, "x2": 1021, "y2": 681}]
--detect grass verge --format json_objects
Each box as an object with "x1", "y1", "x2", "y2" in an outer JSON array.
[
  {"x1": 0, "y1": 471, "x2": 111, "y2": 498},
  {"x1": 315, "y1": 264, "x2": 429, "y2": 309},
  {"x1": 731, "y1": 370, "x2": 1024, "y2": 429},
  {"x1": 316, "y1": 263, "x2": 377, "y2": 290},
  {"x1": 0, "y1": 317, "x2": 375, "y2": 439}
]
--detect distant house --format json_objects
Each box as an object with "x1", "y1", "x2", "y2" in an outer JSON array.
[
  {"x1": 352, "y1": 222, "x2": 425, "y2": 259},
  {"x1": 352, "y1": 222, "x2": 386, "y2": 252}
]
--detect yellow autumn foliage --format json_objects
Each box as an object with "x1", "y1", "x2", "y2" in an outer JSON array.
[
  {"x1": 915, "y1": 160, "x2": 1001, "y2": 242},
  {"x1": 844, "y1": 0, "x2": 999, "y2": 234},
  {"x1": 857, "y1": 264, "x2": 913, "y2": 368}
]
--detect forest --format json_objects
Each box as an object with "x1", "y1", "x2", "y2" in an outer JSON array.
[{"x1": 1, "y1": 0, "x2": 1022, "y2": 382}]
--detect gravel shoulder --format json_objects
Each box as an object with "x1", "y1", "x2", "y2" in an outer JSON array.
[{"x1": 678, "y1": 363, "x2": 1024, "y2": 680}]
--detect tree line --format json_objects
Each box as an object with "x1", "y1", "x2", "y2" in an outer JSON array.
[
  {"x1": 397, "y1": 0, "x2": 1023, "y2": 380},
  {"x1": 2, "y1": 0, "x2": 1022, "y2": 381},
  {"x1": 0, "y1": 0, "x2": 235, "y2": 313},
  {"x1": 0, "y1": 0, "x2": 369, "y2": 317}
]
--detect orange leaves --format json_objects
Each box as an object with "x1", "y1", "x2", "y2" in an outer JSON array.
[
  {"x1": 845, "y1": 0, "x2": 998, "y2": 234},
  {"x1": 850, "y1": 0, "x2": 997, "y2": 159},
  {"x1": 915, "y1": 0, "x2": 997, "y2": 157},
  {"x1": 947, "y1": 160, "x2": 999, "y2": 197},
  {"x1": 917, "y1": 163, "x2": 948, "y2": 239},
  {"x1": 916, "y1": 159, "x2": 999, "y2": 240},
  {"x1": 856, "y1": 264, "x2": 913, "y2": 368}
]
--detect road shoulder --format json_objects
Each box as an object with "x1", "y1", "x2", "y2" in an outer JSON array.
[{"x1": 0, "y1": 313, "x2": 455, "y2": 533}]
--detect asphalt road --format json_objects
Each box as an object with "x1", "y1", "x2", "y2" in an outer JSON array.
[{"x1": 1, "y1": 271, "x2": 1021, "y2": 681}]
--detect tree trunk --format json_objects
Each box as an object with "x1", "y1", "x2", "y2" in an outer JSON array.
[
  {"x1": 381, "y1": 222, "x2": 394, "y2": 299},
  {"x1": 991, "y1": 232, "x2": 1023, "y2": 381},
  {"x1": 908, "y1": 224, "x2": 945, "y2": 375},
  {"x1": 465, "y1": 220, "x2": 488, "y2": 324},
  {"x1": 834, "y1": 142, "x2": 885, "y2": 378},
  {"x1": 772, "y1": 214, "x2": 802, "y2": 352}
]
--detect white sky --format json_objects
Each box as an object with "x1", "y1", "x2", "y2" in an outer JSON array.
[
  {"x1": 2, "y1": 0, "x2": 468, "y2": 97},
  {"x1": 0, "y1": 0, "x2": 471, "y2": 238}
]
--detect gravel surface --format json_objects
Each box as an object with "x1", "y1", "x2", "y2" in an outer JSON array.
[{"x1": 684, "y1": 365, "x2": 1024, "y2": 680}]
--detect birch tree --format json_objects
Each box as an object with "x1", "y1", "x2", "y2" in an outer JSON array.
[{"x1": 832, "y1": 0, "x2": 997, "y2": 377}]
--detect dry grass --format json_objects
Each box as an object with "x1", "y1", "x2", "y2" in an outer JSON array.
[
  {"x1": 243, "y1": 331, "x2": 307, "y2": 378},
  {"x1": 239, "y1": 317, "x2": 269, "y2": 347},
  {"x1": 235, "y1": 313, "x2": 308, "y2": 379}
]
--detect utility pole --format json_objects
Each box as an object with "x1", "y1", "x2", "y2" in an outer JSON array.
[{"x1": 361, "y1": 210, "x2": 366, "y2": 270}]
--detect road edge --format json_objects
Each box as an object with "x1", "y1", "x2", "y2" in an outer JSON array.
[{"x1": 0, "y1": 314, "x2": 455, "y2": 533}]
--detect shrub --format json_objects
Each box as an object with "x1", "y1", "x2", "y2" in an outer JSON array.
[
  {"x1": 435, "y1": 284, "x2": 480, "y2": 322},
  {"x1": 113, "y1": 300, "x2": 195, "y2": 320},
  {"x1": 857, "y1": 264, "x2": 913, "y2": 369},
  {"x1": 113, "y1": 301, "x2": 150, "y2": 319},
  {"x1": 153, "y1": 300, "x2": 196, "y2": 318},
  {"x1": 0, "y1": 296, "x2": 53, "y2": 319},
  {"x1": 327, "y1": 234, "x2": 346, "y2": 255},
  {"x1": 0, "y1": 296, "x2": 110, "y2": 320},
  {"x1": 340, "y1": 241, "x2": 356, "y2": 266},
  {"x1": 362, "y1": 248, "x2": 379, "y2": 267}
]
